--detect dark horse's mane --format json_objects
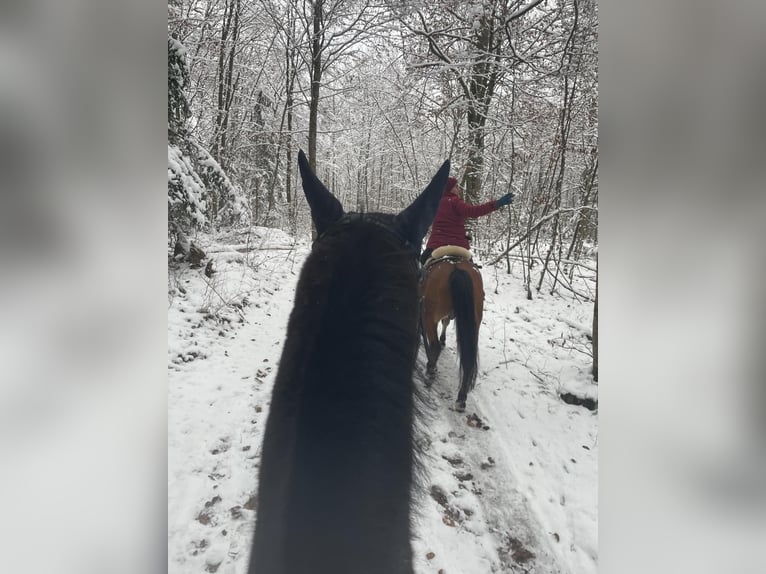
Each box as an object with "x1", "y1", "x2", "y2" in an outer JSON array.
[{"x1": 249, "y1": 152, "x2": 449, "y2": 574}]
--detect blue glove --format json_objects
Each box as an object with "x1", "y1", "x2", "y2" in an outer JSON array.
[{"x1": 496, "y1": 193, "x2": 514, "y2": 207}]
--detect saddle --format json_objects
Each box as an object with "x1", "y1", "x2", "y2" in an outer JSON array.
[
  {"x1": 420, "y1": 247, "x2": 484, "y2": 287},
  {"x1": 431, "y1": 245, "x2": 471, "y2": 260},
  {"x1": 424, "y1": 245, "x2": 472, "y2": 270}
]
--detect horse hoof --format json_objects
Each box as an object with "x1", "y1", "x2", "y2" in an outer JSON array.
[
  {"x1": 455, "y1": 401, "x2": 466, "y2": 412},
  {"x1": 426, "y1": 366, "x2": 436, "y2": 377}
]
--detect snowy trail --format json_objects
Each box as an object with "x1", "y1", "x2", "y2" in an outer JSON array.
[
  {"x1": 168, "y1": 238, "x2": 304, "y2": 574},
  {"x1": 412, "y1": 347, "x2": 560, "y2": 574},
  {"x1": 168, "y1": 233, "x2": 598, "y2": 574},
  {"x1": 410, "y1": 270, "x2": 598, "y2": 574}
]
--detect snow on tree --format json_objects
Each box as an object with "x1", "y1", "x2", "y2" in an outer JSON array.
[
  {"x1": 168, "y1": 36, "x2": 189, "y2": 146},
  {"x1": 190, "y1": 139, "x2": 249, "y2": 228},
  {"x1": 168, "y1": 143, "x2": 207, "y2": 228},
  {"x1": 167, "y1": 34, "x2": 250, "y2": 233}
]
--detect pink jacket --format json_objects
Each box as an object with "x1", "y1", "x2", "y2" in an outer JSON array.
[{"x1": 425, "y1": 191, "x2": 498, "y2": 250}]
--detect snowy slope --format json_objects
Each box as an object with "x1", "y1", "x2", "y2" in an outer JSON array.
[{"x1": 168, "y1": 229, "x2": 598, "y2": 574}]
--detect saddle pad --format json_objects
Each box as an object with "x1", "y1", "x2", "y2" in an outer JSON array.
[{"x1": 431, "y1": 245, "x2": 472, "y2": 260}]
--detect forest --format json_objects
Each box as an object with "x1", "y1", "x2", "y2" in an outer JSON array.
[
  {"x1": 168, "y1": 0, "x2": 598, "y2": 307},
  {"x1": 168, "y1": 3, "x2": 600, "y2": 571}
]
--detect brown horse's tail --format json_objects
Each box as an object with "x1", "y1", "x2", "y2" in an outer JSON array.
[{"x1": 449, "y1": 267, "x2": 478, "y2": 392}]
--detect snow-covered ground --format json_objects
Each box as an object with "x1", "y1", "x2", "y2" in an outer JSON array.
[{"x1": 168, "y1": 227, "x2": 598, "y2": 574}]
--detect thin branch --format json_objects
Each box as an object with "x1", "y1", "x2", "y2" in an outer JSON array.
[{"x1": 487, "y1": 206, "x2": 598, "y2": 266}]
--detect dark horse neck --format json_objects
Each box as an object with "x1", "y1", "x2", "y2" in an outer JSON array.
[{"x1": 250, "y1": 221, "x2": 420, "y2": 574}]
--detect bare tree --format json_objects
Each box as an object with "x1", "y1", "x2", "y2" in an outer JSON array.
[
  {"x1": 169, "y1": 0, "x2": 598, "y2": 282},
  {"x1": 399, "y1": 1, "x2": 556, "y2": 201},
  {"x1": 211, "y1": 0, "x2": 241, "y2": 171},
  {"x1": 296, "y1": 0, "x2": 387, "y2": 167}
]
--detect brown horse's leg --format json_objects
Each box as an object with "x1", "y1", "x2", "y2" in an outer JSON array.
[
  {"x1": 423, "y1": 316, "x2": 441, "y2": 377},
  {"x1": 421, "y1": 262, "x2": 451, "y2": 379},
  {"x1": 439, "y1": 318, "x2": 449, "y2": 347},
  {"x1": 474, "y1": 279, "x2": 484, "y2": 328}
]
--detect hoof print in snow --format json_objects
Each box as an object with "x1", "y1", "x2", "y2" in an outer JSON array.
[
  {"x1": 426, "y1": 552, "x2": 435, "y2": 560},
  {"x1": 191, "y1": 539, "x2": 208, "y2": 556},
  {"x1": 512, "y1": 545, "x2": 535, "y2": 564},
  {"x1": 197, "y1": 496, "x2": 221, "y2": 525},
  {"x1": 466, "y1": 413, "x2": 490, "y2": 430},
  {"x1": 430, "y1": 485, "x2": 449, "y2": 507},
  {"x1": 454, "y1": 471, "x2": 474, "y2": 482},
  {"x1": 196, "y1": 510, "x2": 213, "y2": 525},
  {"x1": 205, "y1": 559, "x2": 222, "y2": 573},
  {"x1": 559, "y1": 392, "x2": 597, "y2": 411},
  {"x1": 430, "y1": 485, "x2": 461, "y2": 527},
  {"x1": 230, "y1": 506, "x2": 242, "y2": 519},
  {"x1": 176, "y1": 350, "x2": 205, "y2": 363},
  {"x1": 499, "y1": 534, "x2": 536, "y2": 566},
  {"x1": 480, "y1": 456, "x2": 495, "y2": 470},
  {"x1": 210, "y1": 442, "x2": 230, "y2": 455},
  {"x1": 513, "y1": 547, "x2": 535, "y2": 565},
  {"x1": 441, "y1": 454, "x2": 464, "y2": 467}
]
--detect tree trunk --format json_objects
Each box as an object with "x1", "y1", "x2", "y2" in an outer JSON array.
[
  {"x1": 538, "y1": 9, "x2": 579, "y2": 294},
  {"x1": 592, "y1": 260, "x2": 598, "y2": 381},
  {"x1": 308, "y1": 0, "x2": 323, "y2": 170},
  {"x1": 505, "y1": 77, "x2": 517, "y2": 275},
  {"x1": 212, "y1": 0, "x2": 240, "y2": 173}
]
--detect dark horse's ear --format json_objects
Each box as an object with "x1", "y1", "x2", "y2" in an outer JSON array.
[
  {"x1": 395, "y1": 159, "x2": 450, "y2": 248},
  {"x1": 298, "y1": 149, "x2": 344, "y2": 235}
]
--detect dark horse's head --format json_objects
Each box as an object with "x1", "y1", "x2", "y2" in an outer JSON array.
[{"x1": 249, "y1": 151, "x2": 449, "y2": 574}]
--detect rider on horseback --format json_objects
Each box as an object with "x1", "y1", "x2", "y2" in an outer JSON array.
[
  {"x1": 420, "y1": 176, "x2": 514, "y2": 265},
  {"x1": 418, "y1": 175, "x2": 513, "y2": 411}
]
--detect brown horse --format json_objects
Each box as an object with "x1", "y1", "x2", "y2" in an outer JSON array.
[{"x1": 419, "y1": 251, "x2": 484, "y2": 412}]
